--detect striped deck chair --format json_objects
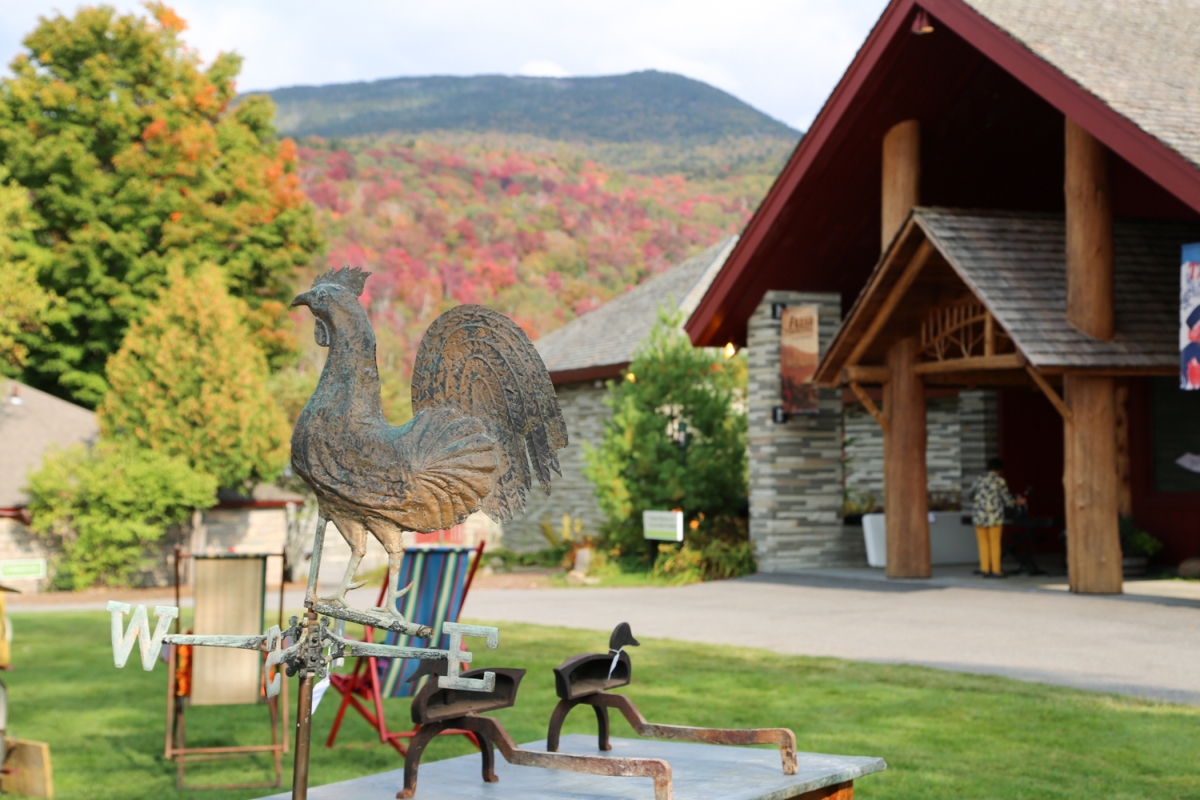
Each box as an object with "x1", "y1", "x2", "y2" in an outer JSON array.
[{"x1": 325, "y1": 542, "x2": 484, "y2": 754}]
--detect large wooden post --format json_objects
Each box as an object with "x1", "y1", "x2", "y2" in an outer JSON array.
[
  {"x1": 884, "y1": 336, "x2": 930, "y2": 578},
  {"x1": 1063, "y1": 375, "x2": 1122, "y2": 593},
  {"x1": 882, "y1": 120, "x2": 920, "y2": 250},
  {"x1": 1064, "y1": 117, "x2": 1114, "y2": 341}
]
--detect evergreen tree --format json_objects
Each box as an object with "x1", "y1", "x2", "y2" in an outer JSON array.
[
  {"x1": 0, "y1": 4, "x2": 322, "y2": 405},
  {"x1": 98, "y1": 265, "x2": 290, "y2": 489},
  {"x1": 584, "y1": 307, "x2": 750, "y2": 573}
]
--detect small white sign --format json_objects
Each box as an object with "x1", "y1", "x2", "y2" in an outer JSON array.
[
  {"x1": 0, "y1": 559, "x2": 46, "y2": 581},
  {"x1": 642, "y1": 510, "x2": 684, "y2": 542}
]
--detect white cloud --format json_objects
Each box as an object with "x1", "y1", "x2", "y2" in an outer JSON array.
[
  {"x1": 0, "y1": 0, "x2": 890, "y2": 129},
  {"x1": 517, "y1": 60, "x2": 571, "y2": 78}
]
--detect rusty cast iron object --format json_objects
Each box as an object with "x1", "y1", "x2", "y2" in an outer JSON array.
[
  {"x1": 399, "y1": 663, "x2": 673, "y2": 800},
  {"x1": 546, "y1": 623, "x2": 799, "y2": 775},
  {"x1": 290, "y1": 266, "x2": 567, "y2": 624}
]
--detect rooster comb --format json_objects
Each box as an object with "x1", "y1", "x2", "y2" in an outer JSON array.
[{"x1": 312, "y1": 266, "x2": 371, "y2": 296}]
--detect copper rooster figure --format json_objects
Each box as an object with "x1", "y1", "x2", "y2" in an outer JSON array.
[{"x1": 290, "y1": 266, "x2": 566, "y2": 619}]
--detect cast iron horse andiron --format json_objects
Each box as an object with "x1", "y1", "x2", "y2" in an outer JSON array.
[
  {"x1": 547, "y1": 623, "x2": 799, "y2": 775},
  {"x1": 397, "y1": 661, "x2": 673, "y2": 800}
]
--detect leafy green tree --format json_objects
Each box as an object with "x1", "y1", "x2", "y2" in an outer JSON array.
[
  {"x1": 0, "y1": 168, "x2": 59, "y2": 372},
  {"x1": 584, "y1": 308, "x2": 751, "y2": 575},
  {"x1": 0, "y1": 4, "x2": 322, "y2": 405},
  {"x1": 98, "y1": 265, "x2": 290, "y2": 489},
  {"x1": 25, "y1": 442, "x2": 216, "y2": 589}
]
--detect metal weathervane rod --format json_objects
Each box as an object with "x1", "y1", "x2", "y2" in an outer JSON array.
[{"x1": 104, "y1": 268, "x2": 567, "y2": 798}]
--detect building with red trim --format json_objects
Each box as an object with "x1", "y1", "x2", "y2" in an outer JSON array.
[{"x1": 688, "y1": 0, "x2": 1200, "y2": 592}]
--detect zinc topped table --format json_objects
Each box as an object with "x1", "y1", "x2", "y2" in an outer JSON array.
[{"x1": 257, "y1": 735, "x2": 886, "y2": 800}]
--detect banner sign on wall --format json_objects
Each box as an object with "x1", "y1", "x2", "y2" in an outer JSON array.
[
  {"x1": 780, "y1": 305, "x2": 820, "y2": 414},
  {"x1": 1181, "y1": 243, "x2": 1200, "y2": 389}
]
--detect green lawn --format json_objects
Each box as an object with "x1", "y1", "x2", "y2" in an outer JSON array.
[{"x1": 10, "y1": 610, "x2": 1200, "y2": 799}]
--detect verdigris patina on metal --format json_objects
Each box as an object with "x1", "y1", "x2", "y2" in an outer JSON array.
[
  {"x1": 290, "y1": 266, "x2": 567, "y2": 620},
  {"x1": 107, "y1": 265, "x2": 569, "y2": 799}
]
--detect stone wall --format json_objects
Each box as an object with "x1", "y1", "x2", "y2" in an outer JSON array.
[
  {"x1": 958, "y1": 390, "x2": 1000, "y2": 499},
  {"x1": 501, "y1": 379, "x2": 611, "y2": 551},
  {"x1": 844, "y1": 390, "x2": 999, "y2": 512},
  {"x1": 747, "y1": 290, "x2": 866, "y2": 571},
  {"x1": 845, "y1": 396, "x2": 964, "y2": 506}
]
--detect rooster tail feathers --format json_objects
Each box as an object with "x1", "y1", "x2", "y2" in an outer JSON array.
[{"x1": 411, "y1": 305, "x2": 567, "y2": 520}]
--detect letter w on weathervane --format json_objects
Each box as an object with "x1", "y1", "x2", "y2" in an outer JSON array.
[{"x1": 108, "y1": 601, "x2": 179, "y2": 670}]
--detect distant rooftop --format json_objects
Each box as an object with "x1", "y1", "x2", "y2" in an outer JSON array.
[
  {"x1": 0, "y1": 380, "x2": 98, "y2": 508},
  {"x1": 536, "y1": 237, "x2": 737, "y2": 382}
]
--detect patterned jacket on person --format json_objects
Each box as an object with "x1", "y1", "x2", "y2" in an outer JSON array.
[{"x1": 969, "y1": 471, "x2": 1015, "y2": 527}]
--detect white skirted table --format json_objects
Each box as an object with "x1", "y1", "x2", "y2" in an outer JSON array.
[{"x1": 258, "y1": 735, "x2": 886, "y2": 800}]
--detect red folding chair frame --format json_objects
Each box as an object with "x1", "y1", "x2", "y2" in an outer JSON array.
[{"x1": 325, "y1": 541, "x2": 485, "y2": 754}]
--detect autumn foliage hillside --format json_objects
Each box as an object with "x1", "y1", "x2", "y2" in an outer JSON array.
[{"x1": 279, "y1": 132, "x2": 787, "y2": 422}]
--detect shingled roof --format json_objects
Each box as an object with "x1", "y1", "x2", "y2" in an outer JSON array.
[
  {"x1": 917, "y1": 207, "x2": 1200, "y2": 369},
  {"x1": 0, "y1": 380, "x2": 98, "y2": 508},
  {"x1": 536, "y1": 237, "x2": 737, "y2": 381},
  {"x1": 964, "y1": 0, "x2": 1200, "y2": 171}
]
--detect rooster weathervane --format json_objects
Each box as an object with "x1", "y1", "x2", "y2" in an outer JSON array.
[
  {"x1": 290, "y1": 265, "x2": 567, "y2": 622},
  {"x1": 106, "y1": 266, "x2": 568, "y2": 798}
]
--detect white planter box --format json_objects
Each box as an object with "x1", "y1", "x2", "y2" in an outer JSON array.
[
  {"x1": 863, "y1": 513, "x2": 887, "y2": 568},
  {"x1": 862, "y1": 512, "x2": 978, "y2": 568}
]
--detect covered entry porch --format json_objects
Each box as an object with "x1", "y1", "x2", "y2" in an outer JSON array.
[{"x1": 814, "y1": 207, "x2": 1199, "y2": 593}]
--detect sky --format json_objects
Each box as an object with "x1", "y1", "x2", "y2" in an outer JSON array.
[{"x1": 0, "y1": 1, "x2": 891, "y2": 131}]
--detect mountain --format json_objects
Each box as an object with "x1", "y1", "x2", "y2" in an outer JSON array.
[
  {"x1": 267, "y1": 72, "x2": 797, "y2": 425},
  {"x1": 263, "y1": 70, "x2": 799, "y2": 144}
]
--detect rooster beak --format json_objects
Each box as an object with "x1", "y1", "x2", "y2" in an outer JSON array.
[{"x1": 291, "y1": 292, "x2": 311, "y2": 308}]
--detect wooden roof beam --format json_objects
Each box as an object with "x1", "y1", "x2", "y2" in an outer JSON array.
[
  {"x1": 844, "y1": 239, "x2": 936, "y2": 368},
  {"x1": 1025, "y1": 363, "x2": 1074, "y2": 425},
  {"x1": 842, "y1": 365, "x2": 891, "y2": 385},
  {"x1": 913, "y1": 352, "x2": 1025, "y2": 375},
  {"x1": 847, "y1": 381, "x2": 889, "y2": 436}
]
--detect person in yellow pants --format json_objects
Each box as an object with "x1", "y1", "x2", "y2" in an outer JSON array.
[{"x1": 968, "y1": 457, "x2": 1025, "y2": 578}]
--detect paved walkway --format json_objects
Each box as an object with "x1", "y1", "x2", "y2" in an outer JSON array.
[{"x1": 463, "y1": 568, "x2": 1200, "y2": 705}]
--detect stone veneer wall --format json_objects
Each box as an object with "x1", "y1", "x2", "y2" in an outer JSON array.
[
  {"x1": 958, "y1": 390, "x2": 1000, "y2": 499},
  {"x1": 501, "y1": 380, "x2": 611, "y2": 551},
  {"x1": 747, "y1": 290, "x2": 866, "y2": 571},
  {"x1": 844, "y1": 390, "x2": 999, "y2": 510}
]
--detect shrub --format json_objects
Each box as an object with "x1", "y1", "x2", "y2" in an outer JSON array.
[
  {"x1": 1119, "y1": 517, "x2": 1163, "y2": 558},
  {"x1": 584, "y1": 307, "x2": 751, "y2": 578},
  {"x1": 25, "y1": 443, "x2": 217, "y2": 589}
]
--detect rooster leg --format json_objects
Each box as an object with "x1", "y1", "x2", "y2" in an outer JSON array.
[
  {"x1": 319, "y1": 518, "x2": 369, "y2": 608},
  {"x1": 376, "y1": 551, "x2": 412, "y2": 620}
]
